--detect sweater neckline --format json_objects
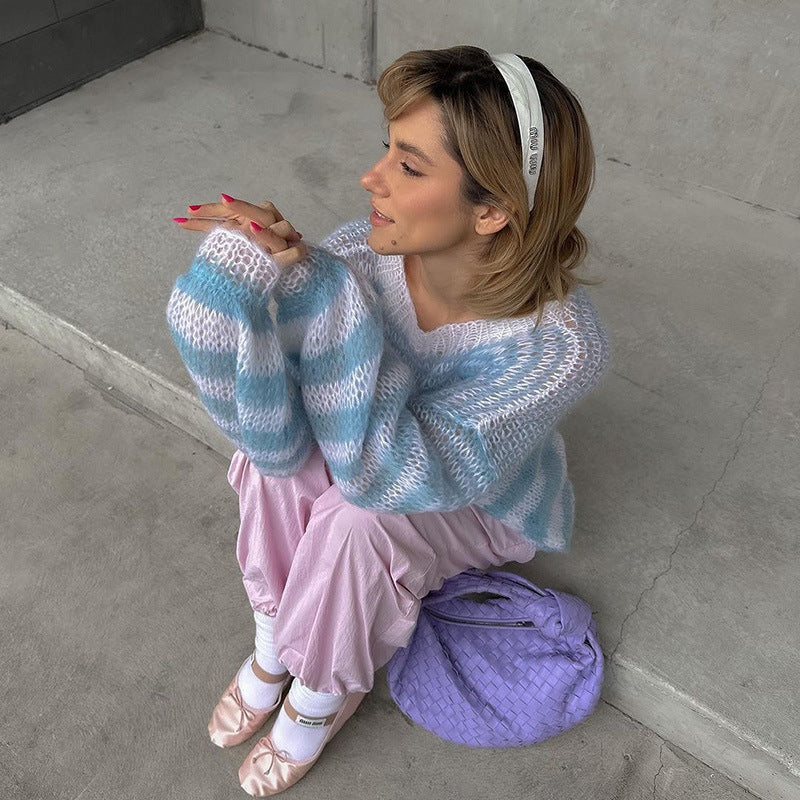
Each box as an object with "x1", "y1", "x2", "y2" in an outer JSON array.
[{"x1": 380, "y1": 253, "x2": 550, "y2": 356}]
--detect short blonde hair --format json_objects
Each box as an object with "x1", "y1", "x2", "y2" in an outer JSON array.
[{"x1": 376, "y1": 46, "x2": 601, "y2": 326}]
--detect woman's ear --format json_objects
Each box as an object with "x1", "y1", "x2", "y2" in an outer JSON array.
[{"x1": 473, "y1": 203, "x2": 511, "y2": 237}]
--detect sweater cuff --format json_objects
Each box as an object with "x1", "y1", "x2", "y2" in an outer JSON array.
[{"x1": 194, "y1": 225, "x2": 281, "y2": 297}]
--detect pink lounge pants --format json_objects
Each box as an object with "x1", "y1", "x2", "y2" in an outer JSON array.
[{"x1": 227, "y1": 445, "x2": 537, "y2": 695}]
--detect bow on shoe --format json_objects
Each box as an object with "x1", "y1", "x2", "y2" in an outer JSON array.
[
  {"x1": 252, "y1": 738, "x2": 294, "y2": 776},
  {"x1": 229, "y1": 685, "x2": 258, "y2": 733}
]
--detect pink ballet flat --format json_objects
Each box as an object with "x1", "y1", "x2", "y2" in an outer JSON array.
[
  {"x1": 207, "y1": 658, "x2": 291, "y2": 749},
  {"x1": 238, "y1": 691, "x2": 367, "y2": 796}
]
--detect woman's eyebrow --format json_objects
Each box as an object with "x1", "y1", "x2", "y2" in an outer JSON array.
[{"x1": 387, "y1": 125, "x2": 436, "y2": 166}]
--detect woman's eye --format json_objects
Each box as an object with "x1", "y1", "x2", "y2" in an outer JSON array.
[{"x1": 381, "y1": 139, "x2": 422, "y2": 177}]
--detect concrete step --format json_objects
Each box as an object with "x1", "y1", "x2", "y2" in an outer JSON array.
[
  {"x1": 0, "y1": 323, "x2": 763, "y2": 800},
  {"x1": 0, "y1": 30, "x2": 798, "y2": 800}
]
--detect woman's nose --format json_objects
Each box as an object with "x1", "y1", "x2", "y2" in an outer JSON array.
[{"x1": 360, "y1": 160, "x2": 386, "y2": 195}]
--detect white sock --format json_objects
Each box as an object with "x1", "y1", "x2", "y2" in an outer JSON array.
[
  {"x1": 270, "y1": 680, "x2": 346, "y2": 761},
  {"x1": 236, "y1": 656, "x2": 284, "y2": 710},
  {"x1": 253, "y1": 610, "x2": 288, "y2": 676}
]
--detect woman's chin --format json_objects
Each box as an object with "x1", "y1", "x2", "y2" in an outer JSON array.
[{"x1": 367, "y1": 230, "x2": 402, "y2": 255}]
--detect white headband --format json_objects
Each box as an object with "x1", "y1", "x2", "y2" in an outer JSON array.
[{"x1": 490, "y1": 53, "x2": 544, "y2": 213}]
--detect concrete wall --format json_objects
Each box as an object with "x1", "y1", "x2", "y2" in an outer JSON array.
[
  {"x1": 202, "y1": 0, "x2": 375, "y2": 81},
  {"x1": 202, "y1": 0, "x2": 798, "y2": 216},
  {"x1": 376, "y1": 0, "x2": 799, "y2": 218}
]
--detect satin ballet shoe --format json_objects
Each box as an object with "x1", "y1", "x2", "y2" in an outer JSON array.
[
  {"x1": 238, "y1": 691, "x2": 367, "y2": 796},
  {"x1": 207, "y1": 658, "x2": 292, "y2": 749}
]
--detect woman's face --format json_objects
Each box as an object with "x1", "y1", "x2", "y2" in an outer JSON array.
[{"x1": 360, "y1": 97, "x2": 477, "y2": 258}]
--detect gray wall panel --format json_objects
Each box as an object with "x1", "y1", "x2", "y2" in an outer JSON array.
[
  {"x1": 0, "y1": 0, "x2": 58, "y2": 46},
  {"x1": 0, "y1": 0, "x2": 203, "y2": 121},
  {"x1": 375, "y1": 0, "x2": 800, "y2": 216},
  {"x1": 56, "y1": 0, "x2": 115, "y2": 19},
  {"x1": 203, "y1": 0, "x2": 373, "y2": 81}
]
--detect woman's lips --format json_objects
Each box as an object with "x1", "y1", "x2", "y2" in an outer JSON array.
[{"x1": 370, "y1": 208, "x2": 394, "y2": 226}]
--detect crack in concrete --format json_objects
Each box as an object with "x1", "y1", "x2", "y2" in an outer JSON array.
[
  {"x1": 652, "y1": 741, "x2": 666, "y2": 799},
  {"x1": 610, "y1": 368, "x2": 668, "y2": 399},
  {"x1": 609, "y1": 318, "x2": 800, "y2": 663}
]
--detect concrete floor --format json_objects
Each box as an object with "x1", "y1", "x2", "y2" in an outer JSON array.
[
  {"x1": 0, "y1": 323, "x2": 761, "y2": 800},
  {"x1": 0, "y1": 29, "x2": 798, "y2": 800}
]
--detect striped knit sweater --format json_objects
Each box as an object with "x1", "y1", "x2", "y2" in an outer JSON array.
[{"x1": 166, "y1": 218, "x2": 610, "y2": 551}]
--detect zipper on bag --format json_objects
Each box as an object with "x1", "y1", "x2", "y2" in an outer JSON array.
[{"x1": 426, "y1": 609, "x2": 535, "y2": 628}]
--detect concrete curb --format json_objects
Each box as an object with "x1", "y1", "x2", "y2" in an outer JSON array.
[
  {"x1": 0, "y1": 282, "x2": 234, "y2": 463},
  {"x1": 604, "y1": 657, "x2": 799, "y2": 800},
  {"x1": 2, "y1": 279, "x2": 797, "y2": 800}
]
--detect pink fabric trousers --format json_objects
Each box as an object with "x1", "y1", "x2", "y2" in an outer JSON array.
[{"x1": 227, "y1": 445, "x2": 537, "y2": 695}]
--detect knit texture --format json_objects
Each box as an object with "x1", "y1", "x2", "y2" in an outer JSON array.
[{"x1": 166, "y1": 218, "x2": 611, "y2": 551}]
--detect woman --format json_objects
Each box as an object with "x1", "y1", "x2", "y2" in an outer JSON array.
[{"x1": 168, "y1": 45, "x2": 610, "y2": 796}]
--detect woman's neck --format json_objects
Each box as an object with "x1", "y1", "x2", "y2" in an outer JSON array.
[{"x1": 403, "y1": 252, "x2": 483, "y2": 329}]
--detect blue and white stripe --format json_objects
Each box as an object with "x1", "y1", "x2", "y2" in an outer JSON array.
[{"x1": 167, "y1": 223, "x2": 611, "y2": 550}]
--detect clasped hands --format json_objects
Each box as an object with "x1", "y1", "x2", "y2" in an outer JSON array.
[{"x1": 173, "y1": 193, "x2": 308, "y2": 269}]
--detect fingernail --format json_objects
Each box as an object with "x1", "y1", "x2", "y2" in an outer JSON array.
[
  {"x1": 188, "y1": 205, "x2": 202, "y2": 211},
  {"x1": 250, "y1": 221, "x2": 263, "y2": 232},
  {"x1": 173, "y1": 217, "x2": 188, "y2": 223},
  {"x1": 221, "y1": 193, "x2": 235, "y2": 203}
]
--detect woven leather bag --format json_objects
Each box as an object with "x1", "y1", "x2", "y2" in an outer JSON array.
[{"x1": 386, "y1": 568, "x2": 603, "y2": 747}]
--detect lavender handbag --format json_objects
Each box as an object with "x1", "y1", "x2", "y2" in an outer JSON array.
[{"x1": 386, "y1": 568, "x2": 603, "y2": 747}]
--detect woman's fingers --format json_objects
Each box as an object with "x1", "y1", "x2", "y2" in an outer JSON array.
[
  {"x1": 172, "y1": 217, "x2": 218, "y2": 232},
  {"x1": 184, "y1": 196, "x2": 284, "y2": 222},
  {"x1": 248, "y1": 221, "x2": 298, "y2": 255},
  {"x1": 247, "y1": 219, "x2": 308, "y2": 268},
  {"x1": 174, "y1": 213, "x2": 308, "y2": 267},
  {"x1": 256, "y1": 199, "x2": 285, "y2": 223},
  {"x1": 271, "y1": 242, "x2": 309, "y2": 269},
  {"x1": 268, "y1": 219, "x2": 302, "y2": 243},
  {"x1": 219, "y1": 194, "x2": 284, "y2": 224},
  {"x1": 176, "y1": 195, "x2": 305, "y2": 266}
]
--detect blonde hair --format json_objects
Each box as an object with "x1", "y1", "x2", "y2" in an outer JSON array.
[{"x1": 376, "y1": 46, "x2": 601, "y2": 326}]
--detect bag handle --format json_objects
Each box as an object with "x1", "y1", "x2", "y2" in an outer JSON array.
[{"x1": 544, "y1": 589, "x2": 593, "y2": 639}]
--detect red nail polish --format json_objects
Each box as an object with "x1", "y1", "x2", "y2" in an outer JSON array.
[
  {"x1": 189, "y1": 205, "x2": 201, "y2": 211},
  {"x1": 173, "y1": 217, "x2": 188, "y2": 223},
  {"x1": 221, "y1": 193, "x2": 235, "y2": 203},
  {"x1": 250, "y1": 221, "x2": 263, "y2": 232}
]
